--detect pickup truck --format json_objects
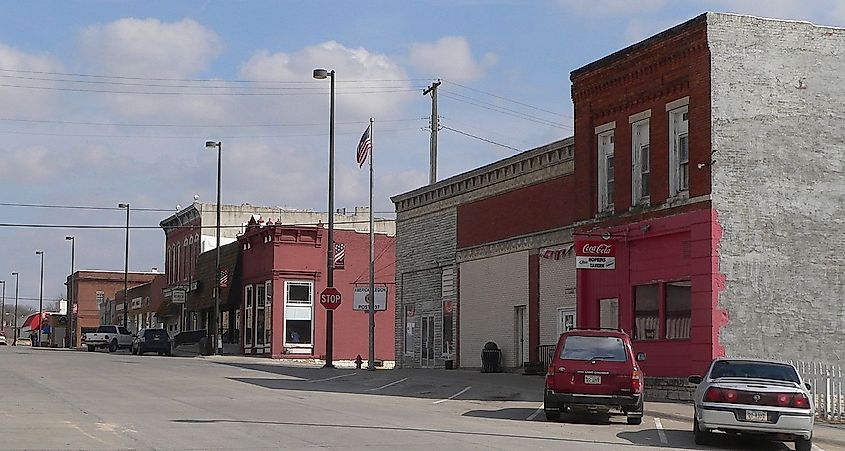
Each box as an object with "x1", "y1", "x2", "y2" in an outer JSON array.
[{"x1": 84, "y1": 325, "x2": 133, "y2": 352}]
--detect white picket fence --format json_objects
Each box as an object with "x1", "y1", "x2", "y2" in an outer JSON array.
[{"x1": 789, "y1": 360, "x2": 844, "y2": 423}]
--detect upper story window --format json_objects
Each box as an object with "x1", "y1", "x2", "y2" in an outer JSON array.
[
  {"x1": 596, "y1": 127, "x2": 615, "y2": 213},
  {"x1": 668, "y1": 100, "x2": 690, "y2": 197},
  {"x1": 631, "y1": 117, "x2": 650, "y2": 205}
]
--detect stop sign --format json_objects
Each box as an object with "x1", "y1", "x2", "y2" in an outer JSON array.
[{"x1": 320, "y1": 287, "x2": 342, "y2": 310}]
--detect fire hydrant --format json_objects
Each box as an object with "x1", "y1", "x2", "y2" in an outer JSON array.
[{"x1": 355, "y1": 354, "x2": 364, "y2": 369}]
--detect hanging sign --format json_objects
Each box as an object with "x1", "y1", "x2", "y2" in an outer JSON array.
[
  {"x1": 575, "y1": 240, "x2": 616, "y2": 270},
  {"x1": 352, "y1": 286, "x2": 388, "y2": 311}
]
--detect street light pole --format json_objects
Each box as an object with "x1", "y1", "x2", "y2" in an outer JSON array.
[
  {"x1": 66, "y1": 236, "x2": 75, "y2": 348},
  {"x1": 11, "y1": 272, "x2": 19, "y2": 345},
  {"x1": 36, "y1": 250, "x2": 44, "y2": 347},
  {"x1": 205, "y1": 140, "x2": 222, "y2": 356},
  {"x1": 313, "y1": 67, "x2": 336, "y2": 368},
  {"x1": 118, "y1": 203, "x2": 130, "y2": 328},
  {"x1": 0, "y1": 280, "x2": 5, "y2": 337}
]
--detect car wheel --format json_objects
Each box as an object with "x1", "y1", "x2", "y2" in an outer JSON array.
[
  {"x1": 795, "y1": 435, "x2": 812, "y2": 451},
  {"x1": 87, "y1": 345, "x2": 95, "y2": 352},
  {"x1": 108, "y1": 339, "x2": 117, "y2": 353},
  {"x1": 693, "y1": 416, "x2": 711, "y2": 445},
  {"x1": 544, "y1": 409, "x2": 561, "y2": 422}
]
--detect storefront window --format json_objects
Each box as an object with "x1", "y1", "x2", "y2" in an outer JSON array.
[
  {"x1": 634, "y1": 284, "x2": 659, "y2": 340},
  {"x1": 264, "y1": 281, "x2": 272, "y2": 345},
  {"x1": 245, "y1": 285, "x2": 254, "y2": 346},
  {"x1": 256, "y1": 284, "x2": 266, "y2": 346},
  {"x1": 442, "y1": 301, "x2": 454, "y2": 356},
  {"x1": 666, "y1": 281, "x2": 691, "y2": 339},
  {"x1": 404, "y1": 304, "x2": 416, "y2": 356},
  {"x1": 285, "y1": 281, "x2": 312, "y2": 345}
]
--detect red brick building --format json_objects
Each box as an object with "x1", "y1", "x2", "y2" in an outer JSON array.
[{"x1": 238, "y1": 218, "x2": 395, "y2": 360}]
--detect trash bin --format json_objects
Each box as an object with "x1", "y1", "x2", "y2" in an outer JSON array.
[{"x1": 481, "y1": 341, "x2": 502, "y2": 373}]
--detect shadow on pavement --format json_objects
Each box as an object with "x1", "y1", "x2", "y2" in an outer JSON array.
[
  {"x1": 617, "y1": 428, "x2": 792, "y2": 450},
  {"x1": 170, "y1": 418, "x2": 648, "y2": 448},
  {"x1": 462, "y1": 407, "x2": 539, "y2": 421},
  {"x1": 222, "y1": 361, "x2": 541, "y2": 402}
]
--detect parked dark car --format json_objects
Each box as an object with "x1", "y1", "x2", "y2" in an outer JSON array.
[
  {"x1": 544, "y1": 328, "x2": 645, "y2": 424},
  {"x1": 131, "y1": 328, "x2": 172, "y2": 356}
]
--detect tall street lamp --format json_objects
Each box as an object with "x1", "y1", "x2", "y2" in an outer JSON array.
[
  {"x1": 313, "y1": 67, "x2": 336, "y2": 368},
  {"x1": 205, "y1": 140, "x2": 222, "y2": 355},
  {"x1": 118, "y1": 203, "x2": 130, "y2": 328},
  {"x1": 66, "y1": 236, "x2": 75, "y2": 348},
  {"x1": 11, "y1": 272, "x2": 19, "y2": 345},
  {"x1": 35, "y1": 250, "x2": 44, "y2": 346},
  {"x1": 0, "y1": 280, "x2": 5, "y2": 336}
]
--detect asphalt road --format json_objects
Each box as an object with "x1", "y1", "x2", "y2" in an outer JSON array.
[{"x1": 0, "y1": 346, "x2": 840, "y2": 450}]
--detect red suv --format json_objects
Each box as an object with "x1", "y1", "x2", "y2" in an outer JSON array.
[{"x1": 544, "y1": 328, "x2": 645, "y2": 424}]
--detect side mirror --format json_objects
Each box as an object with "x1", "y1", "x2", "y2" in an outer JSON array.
[
  {"x1": 805, "y1": 383, "x2": 812, "y2": 391},
  {"x1": 688, "y1": 375, "x2": 703, "y2": 384},
  {"x1": 636, "y1": 352, "x2": 646, "y2": 362}
]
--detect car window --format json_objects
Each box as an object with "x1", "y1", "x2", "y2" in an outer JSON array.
[
  {"x1": 710, "y1": 360, "x2": 800, "y2": 383},
  {"x1": 560, "y1": 335, "x2": 627, "y2": 361},
  {"x1": 118, "y1": 327, "x2": 130, "y2": 335},
  {"x1": 96, "y1": 326, "x2": 116, "y2": 333},
  {"x1": 144, "y1": 329, "x2": 169, "y2": 339}
]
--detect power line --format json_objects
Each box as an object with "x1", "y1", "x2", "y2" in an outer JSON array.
[
  {"x1": 0, "y1": 125, "x2": 423, "y2": 140},
  {"x1": 0, "y1": 67, "x2": 430, "y2": 84},
  {"x1": 0, "y1": 83, "x2": 421, "y2": 96},
  {"x1": 440, "y1": 91, "x2": 571, "y2": 130},
  {"x1": 0, "y1": 116, "x2": 426, "y2": 129},
  {"x1": 0, "y1": 218, "x2": 394, "y2": 230},
  {"x1": 441, "y1": 89, "x2": 565, "y2": 126},
  {"x1": 440, "y1": 124, "x2": 523, "y2": 153},
  {"x1": 442, "y1": 79, "x2": 571, "y2": 118},
  {"x1": 0, "y1": 201, "x2": 396, "y2": 214}
]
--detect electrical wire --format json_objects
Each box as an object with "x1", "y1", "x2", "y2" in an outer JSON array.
[
  {"x1": 441, "y1": 89, "x2": 566, "y2": 126},
  {"x1": 0, "y1": 201, "x2": 396, "y2": 214},
  {"x1": 0, "y1": 125, "x2": 423, "y2": 140},
  {"x1": 0, "y1": 83, "x2": 421, "y2": 96},
  {"x1": 442, "y1": 79, "x2": 571, "y2": 118},
  {"x1": 440, "y1": 91, "x2": 571, "y2": 130},
  {"x1": 0, "y1": 218, "x2": 394, "y2": 230},
  {"x1": 440, "y1": 124, "x2": 523, "y2": 153},
  {"x1": 0, "y1": 67, "x2": 430, "y2": 84},
  {"x1": 0, "y1": 116, "x2": 426, "y2": 128}
]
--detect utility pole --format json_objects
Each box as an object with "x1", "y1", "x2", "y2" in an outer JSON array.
[{"x1": 423, "y1": 79, "x2": 441, "y2": 185}]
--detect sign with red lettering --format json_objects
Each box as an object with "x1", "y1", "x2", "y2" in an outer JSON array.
[
  {"x1": 575, "y1": 240, "x2": 616, "y2": 270},
  {"x1": 320, "y1": 287, "x2": 342, "y2": 310}
]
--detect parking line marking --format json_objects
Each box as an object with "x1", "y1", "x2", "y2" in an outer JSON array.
[
  {"x1": 433, "y1": 386, "x2": 471, "y2": 404},
  {"x1": 308, "y1": 372, "x2": 358, "y2": 383},
  {"x1": 813, "y1": 445, "x2": 826, "y2": 451},
  {"x1": 654, "y1": 418, "x2": 668, "y2": 444},
  {"x1": 366, "y1": 377, "x2": 408, "y2": 392},
  {"x1": 526, "y1": 403, "x2": 545, "y2": 421}
]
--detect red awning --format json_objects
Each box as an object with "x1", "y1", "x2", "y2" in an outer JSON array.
[{"x1": 22, "y1": 312, "x2": 49, "y2": 330}]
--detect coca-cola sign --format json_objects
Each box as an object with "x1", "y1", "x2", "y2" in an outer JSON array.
[{"x1": 575, "y1": 239, "x2": 616, "y2": 270}]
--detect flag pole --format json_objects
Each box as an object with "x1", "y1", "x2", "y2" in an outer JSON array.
[{"x1": 368, "y1": 117, "x2": 376, "y2": 371}]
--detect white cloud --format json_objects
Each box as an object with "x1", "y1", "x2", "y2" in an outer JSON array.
[
  {"x1": 409, "y1": 36, "x2": 496, "y2": 81},
  {"x1": 0, "y1": 43, "x2": 63, "y2": 118},
  {"x1": 707, "y1": 0, "x2": 845, "y2": 26},
  {"x1": 0, "y1": 144, "x2": 65, "y2": 181},
  {"x1": 238, "y1": 41, "x2": 414, "y2": 122},
  {"x1": 80, "y1": 18, "x2": 221, "y2": 78}
]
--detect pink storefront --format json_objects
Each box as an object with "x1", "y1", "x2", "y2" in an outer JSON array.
[
  {"x1": 576, "y1": 206, "x2": 725, "y2": 378},
  {"x1": 238, "y1": 218, "x2": 396, "y2": 361}
]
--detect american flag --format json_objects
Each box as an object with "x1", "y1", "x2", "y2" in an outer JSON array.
[
  {"x1": 219, "y1": 268, "x2": 229, "y2": 288},
  {"x1": 333, "y1": 243, "x2": 345, "y2": 269},
  {"x1": 356, "y1": 125, "x2": 371, "y2": 168}
]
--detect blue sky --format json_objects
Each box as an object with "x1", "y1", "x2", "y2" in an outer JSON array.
[{"x1": 1, "y1": 0, "x2": 843, "y2": 307}]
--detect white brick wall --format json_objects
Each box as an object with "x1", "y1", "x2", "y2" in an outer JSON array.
[
  {"x1": 459, "y1": 251, "x2": 529, "y2": 368},
  {"x1": 539, "y1": 248, "x2": 576, "y2": 346},
  {"x1": 708, "y1": 13, "x2": 845, "y2": 363}
]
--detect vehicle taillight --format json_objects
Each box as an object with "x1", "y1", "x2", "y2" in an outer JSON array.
[
  {"x1": 723, "y1": 389, "x2": 738, "y2": 403},
  {"x1": 792, "y1": 394, "x2": 810, "y2": 408},
  {"x1": 704, "y1": 387, "x2": 722, "y2": 402},
  {"x1": 776, "y1": 393, "x2": 792, "y2": 406},
  {"x1": 546, "y1": 366, "x2": 555, "y2": 377},
  {"x1": 631, "y1": 370, "x2": 642, "y2": 393}
]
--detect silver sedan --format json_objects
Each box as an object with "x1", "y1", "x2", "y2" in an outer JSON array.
[{"x1": 689, "y1": 358, "x2": 814, "y2": 451}]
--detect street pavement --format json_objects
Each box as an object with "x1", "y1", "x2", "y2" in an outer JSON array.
[{"x1": 0, "y1": 346, "x2": 842, "y2": 450}]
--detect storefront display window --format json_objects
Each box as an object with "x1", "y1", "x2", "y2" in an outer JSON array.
[{"x1": 634, "y1": 284, "x2": 659, "y2": 340}]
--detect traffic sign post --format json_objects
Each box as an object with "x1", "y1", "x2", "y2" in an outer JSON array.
[{"x1": 320, "y1": 287, "x2": 341, "y2": 368}]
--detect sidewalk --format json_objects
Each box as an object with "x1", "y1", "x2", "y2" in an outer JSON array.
[{"x1": 646, "y1": 401, "x2": 845, "y2": 448}]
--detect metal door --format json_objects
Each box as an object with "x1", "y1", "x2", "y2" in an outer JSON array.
[{"x1": 516, "y1": 306, "x2": 528, "y2": 367}]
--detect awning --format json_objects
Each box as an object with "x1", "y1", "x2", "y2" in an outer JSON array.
[{"x1": 22, "y1": 312, "x2": 50, "y2": 330}]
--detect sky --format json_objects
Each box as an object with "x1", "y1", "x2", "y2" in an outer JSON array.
[{"x1": 1, "y1": 0, "x2": 843, "y2": 308}]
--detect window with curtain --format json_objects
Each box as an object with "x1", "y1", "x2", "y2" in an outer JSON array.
[
  {"x1": 634, "y1": 284, "x2": 659, "y2": 340},
  {"x1": 665, "y1": 281, "x2": 691, "y2": 339}
]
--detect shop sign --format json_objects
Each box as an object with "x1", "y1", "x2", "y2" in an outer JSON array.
[
  {"x1": 352, "y1": 286, "x2": 388, "y2": 311},
  {"x1": 575, "y1": 240, "x2": 616, "y2": 270}
]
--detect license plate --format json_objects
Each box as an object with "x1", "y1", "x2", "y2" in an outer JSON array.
[
  {"x1": 584, "y1": 375, "x2": 602, "y2": 384},
  {"x1": 745, "y1": 410, "x2": 768, "y2": 422},
  {"x1": 153, "y1": 338, "x2": 160, "y2": 341}
]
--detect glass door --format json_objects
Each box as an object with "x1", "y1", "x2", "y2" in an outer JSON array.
[{"x1": 420, "y1": 315, "x2": 435, "y2": 367}]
